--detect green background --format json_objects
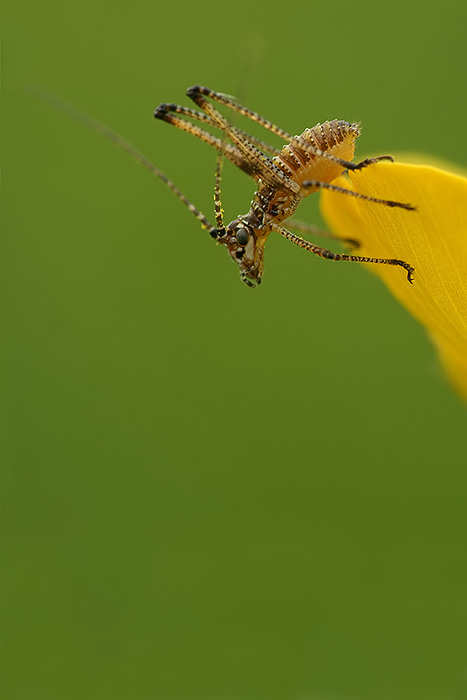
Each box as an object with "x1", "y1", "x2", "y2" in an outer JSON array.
[{"x1": 3, "y1": 1, "x2": 467, "y2": 698}]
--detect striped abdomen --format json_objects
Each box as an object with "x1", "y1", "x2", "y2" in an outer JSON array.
[
  {"x1": 274, "y1": 120, "x2": 360, "y2": 192},
  {"x1": 246, "y1": 120, "x2": 361, "y2": 230}
]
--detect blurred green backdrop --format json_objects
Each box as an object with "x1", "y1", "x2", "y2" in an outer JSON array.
[{"x1": 3, "y1": 1, "x2": 467, "y2": 699}]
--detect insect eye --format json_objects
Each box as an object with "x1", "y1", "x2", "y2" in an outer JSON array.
[{"x1": 235, "y1": 228, "x2": 249, "y2": 246}]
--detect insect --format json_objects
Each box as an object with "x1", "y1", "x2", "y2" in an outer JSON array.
[{"x1": 34, "y1": 85, "x2": 416, "y2": 286}]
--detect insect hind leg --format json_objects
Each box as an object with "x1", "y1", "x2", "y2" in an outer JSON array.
[{"x1": 187, "y1": 86, "x2": 363, "y2": 174}]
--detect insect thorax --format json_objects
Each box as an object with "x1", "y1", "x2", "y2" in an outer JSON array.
[
  {"x1": 220, "y1": 121, "x2": 361, "y2": 286},
  {"x1": 243, "y1": 121, "x2": 361, "y2": 230}
]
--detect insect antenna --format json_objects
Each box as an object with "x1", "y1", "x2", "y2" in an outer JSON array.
[{"x1": 27, "y1": 85, "x2": 217, "y2": 234}]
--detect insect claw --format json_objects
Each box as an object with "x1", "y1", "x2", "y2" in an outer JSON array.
[
  {"x1": 387, "y1": 200, "x2": 417, "y2": 211},
  {"x1": 396, "y1": 261, "x2": 415, "y2": 283}
]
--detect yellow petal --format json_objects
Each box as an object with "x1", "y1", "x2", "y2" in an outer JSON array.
[{"x1": 320, "y1": 162, "x2": 467, "y2": 400}]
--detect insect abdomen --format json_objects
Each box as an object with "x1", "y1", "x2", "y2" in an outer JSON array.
[{"x1": 275, "y1": 120, "x2": 361, "y2": 189}]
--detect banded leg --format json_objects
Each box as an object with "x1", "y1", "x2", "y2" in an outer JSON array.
[
  {"x1": 301, "y1": 179, "x2": 416, "y2": 211},
  {"x1": 186, "y1": 86, "x2": 379, "y2": 174},
  {"x1": 186, "y1": 86, "x2": 301, "y2": 194},
  {"x1": 30, "y1": 86, "x2": 217, "y2": 235},
  {"x1": 286, "y1": 219, "x2": 360, "y2": 249},
  {"x1": 213, "y1": 149, "x2": 226, "y2": 237},
  {"x1": 273, "y1": 224, "x2": 415, "y2": 283},
  {"x1": 154, "y1": 105, "x2": 260, "y2": 178},
  {"x1": 352, "y1": 155, "x2": 394, "y2": 170},
  {"x1": 154, "y1": 102, "x2": 281, "y2": 158}
]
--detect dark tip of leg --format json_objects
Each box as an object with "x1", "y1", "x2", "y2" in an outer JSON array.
[
  {"x1": 351, "y1": 155, "x2": 394, "y2": 171},
  {"x1": 344, "y1": 238, "x2": 360, "y2": 249},
  {"x1": 186, "y1": 85, "x2": 202, "y2": 98},
  {"x1": 399, "y1": 262, "x2": 415, "y2": 283},
  {"x1": 388, "y1": 200, "x2": 417, "y2": 211},
  {"x1": 153, "y1": 103, "x2": 169, "y2": 118},
  {"x1": 241, "y1": 275, "x2": 255, "y2": 288}
]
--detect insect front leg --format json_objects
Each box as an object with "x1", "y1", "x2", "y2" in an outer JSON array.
[{"x1": 273, "y1": 224, "x2": 415, "y2": 283}]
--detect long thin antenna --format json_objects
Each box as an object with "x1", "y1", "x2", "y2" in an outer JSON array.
[{"x1": 27, "y1": 85, "x2": 216, "y2": 233}]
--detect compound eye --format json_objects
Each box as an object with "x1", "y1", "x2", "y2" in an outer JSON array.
[{"x1": 235, "y1": 228, "x2": 249, "y2": 246}]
